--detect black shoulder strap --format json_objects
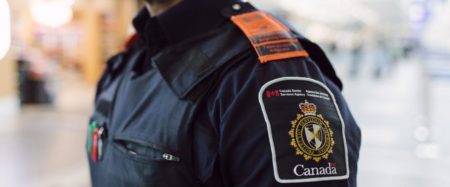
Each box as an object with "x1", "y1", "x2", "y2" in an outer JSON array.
[{"x1": 94, "y1": 50, "x2": 145, "y2": 120}]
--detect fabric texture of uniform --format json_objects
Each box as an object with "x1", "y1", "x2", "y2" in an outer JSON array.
[{"x1": 88, "y1": 0, "x2": 361, "y2": 186}]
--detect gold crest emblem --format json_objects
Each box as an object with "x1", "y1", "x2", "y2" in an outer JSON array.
[{"x1": 289, "y1": 100, "x2": 335, "y2": 162}]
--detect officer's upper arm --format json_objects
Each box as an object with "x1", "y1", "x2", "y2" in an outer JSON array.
[{"x1": 209, "y1": 57, "x2": 353, "y2": 186}]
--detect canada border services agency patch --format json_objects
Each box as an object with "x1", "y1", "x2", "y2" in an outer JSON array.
[{"x1": 258, "y1": 77, "x2": 349, "y2": 183}]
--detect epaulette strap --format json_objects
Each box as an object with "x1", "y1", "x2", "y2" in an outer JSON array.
[{"x1": 231, "y1": 11, "x2": 309, "y2": 64}]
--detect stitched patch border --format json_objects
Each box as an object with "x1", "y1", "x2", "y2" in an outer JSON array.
[{"x1": 258, "y1": 77, "x2": 349, "y2": 183}]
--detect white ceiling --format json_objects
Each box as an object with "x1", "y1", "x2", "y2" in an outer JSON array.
[
  {"x1": 251, "y1": 0, "x2": 450, "y2": 52},
  {"x1": 251, "y1": 0, "x2": 412, "y2": 36}
]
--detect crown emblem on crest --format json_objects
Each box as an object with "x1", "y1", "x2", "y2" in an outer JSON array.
[{"x1": 299, "y1": 100, "x2": 317, "y2": 115}]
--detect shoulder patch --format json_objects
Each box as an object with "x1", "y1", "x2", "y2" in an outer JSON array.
[
  {"x1": 231, "y1": 11, "x2": 308, "y2": 64},
  {"x1": 258, "y1": 77, "x2": 349, "y2": 183}
]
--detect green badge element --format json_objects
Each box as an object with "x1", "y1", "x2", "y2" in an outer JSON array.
[{"x1": 87, "y1": 121, "x2": 98, "y2": 153}]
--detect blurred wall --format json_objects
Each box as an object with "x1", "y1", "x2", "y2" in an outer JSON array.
[
  {"x1": 78, "y1": 0, "x2": 138, "y2": 85},
  {"x1": 6, "y1": 0, "x2": 138, "y2": 86},
  {"x1": 0, "y1": 49, "x2": 18, "y2": 116},
  {"x1": 80, "y1": 6, "x2": 103, "y2": 85},
  {"x1": 0, "y1": 50, "x2": 16, "y2": 98}
]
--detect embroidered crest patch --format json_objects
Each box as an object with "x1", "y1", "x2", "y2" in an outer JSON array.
[
  {"x1": 258, "y1": 77, "x2": 349, "y2": 183},
  {"x1": 289, "y1": 100, "x2": 335, "y2": 163}
]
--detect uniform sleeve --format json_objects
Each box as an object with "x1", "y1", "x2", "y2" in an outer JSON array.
[{"x1": 207, "y1": 56, "x2": 360, "y2": 187}]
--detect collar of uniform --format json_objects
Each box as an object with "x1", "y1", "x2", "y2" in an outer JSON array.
[
  {"x1": 150, "y1": 0, "x2": 242, "y2": 45},
  {"x1": 132, "y1": 0, "x2": 245, "y2": 48},
  {"x1": 132, "y1": 9, "x2": 167, "y2": 53},
  {"x1": 151, "y1": 1, "x2": 256, "y2": 99}
]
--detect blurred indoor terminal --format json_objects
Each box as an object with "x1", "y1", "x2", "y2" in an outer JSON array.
[{"x1": 0, "y1": 0, "x2": 449, "y2": 186}]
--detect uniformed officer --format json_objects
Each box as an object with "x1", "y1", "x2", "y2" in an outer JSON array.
[{"x1": 87, "y1": 0, "x2": 362, "y2": 186}]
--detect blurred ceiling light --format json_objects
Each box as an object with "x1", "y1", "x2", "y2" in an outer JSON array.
[
  {"x1": 277, "y1": 0, "x2": 379, "y2": 27},
  {"x1": 341, "y1": 0, "x2": 379, "y2": 26},
  {"x1": 0, "y1": 0, "x2": 11, "y2": 60},
  {"x1": 305, "y1": 24, "x2": 331, "y2": 42},
  {"x1": 409, "y1": 3, "x2": 427, "y2": 23},
  {"x1": 63, "y1": 0, "x2": 76, "y2": 6},
  {"x1": 423, "y1": 1, "x2": 450, "y2": 52},
  {"x1": 31, "y1": 0, "x2": 73, "y2": 28}
]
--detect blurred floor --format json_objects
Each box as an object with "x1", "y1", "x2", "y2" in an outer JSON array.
[
  {"x1": 0, "y1": 70, "x2": 92, "y2": 187},
  {"x1": 0, "y1": 53, "x2": 449, "y2": 187}
]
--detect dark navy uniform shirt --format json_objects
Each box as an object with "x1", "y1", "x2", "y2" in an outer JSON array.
[{"x1": 88, "y1": 0, "x2": 361, "y2": 186}]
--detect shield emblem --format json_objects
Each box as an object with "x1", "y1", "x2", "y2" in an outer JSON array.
[{"x1": 304, "y1": 124, "x2": 323, "y2": 149}]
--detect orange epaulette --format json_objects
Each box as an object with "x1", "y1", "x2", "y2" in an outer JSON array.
[{"x1": 231, "y1": 11, "x2": 309, "y2": 64}]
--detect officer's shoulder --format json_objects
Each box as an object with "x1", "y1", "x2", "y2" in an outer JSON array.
[
  {"x1": 106, "y1": 37, "x2": 147, "y2": 74},
  {"x1": 209, "y1": 10, "x2": 343, "y2": 90}
]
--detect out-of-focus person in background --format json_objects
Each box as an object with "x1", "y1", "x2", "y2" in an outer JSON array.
[
  {"x1": 17, "y1": 45, "x2": 57, "y2": 105},
  {"x1": 87, "y1": 0, "x2": 361, "y2": 186},
  {"x1": 349, "y1": 39, "x2": 364, "y2": 78}
]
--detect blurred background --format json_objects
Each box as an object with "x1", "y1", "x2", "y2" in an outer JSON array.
[{"x1": 0, "y1": 0, "x2": 449, "y2": 186}]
